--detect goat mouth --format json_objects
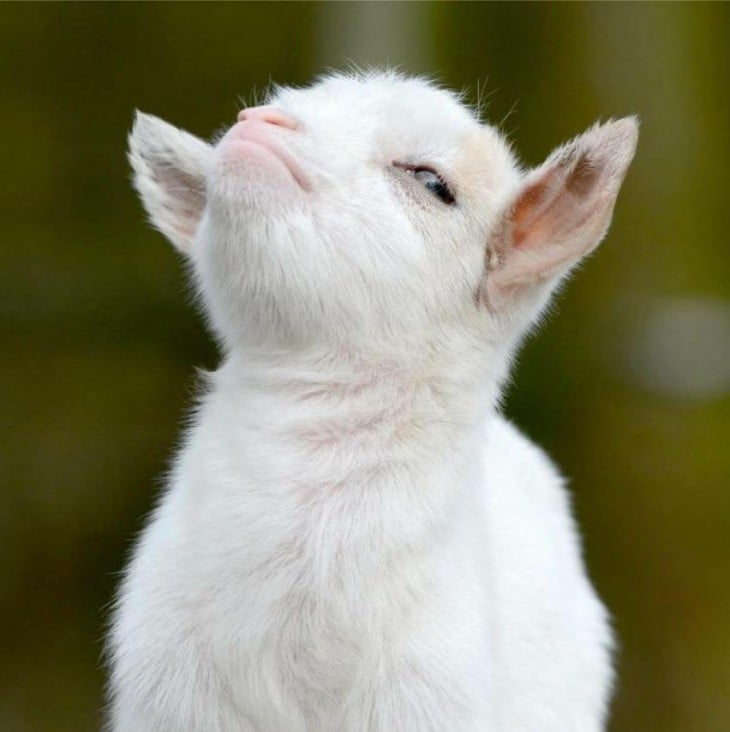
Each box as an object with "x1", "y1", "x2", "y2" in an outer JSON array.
[{"x1": 219, "y1": 122, "x2": 310, "y2": 191}]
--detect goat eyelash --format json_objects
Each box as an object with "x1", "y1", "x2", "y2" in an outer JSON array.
[{"x1": 391, "y1": 161, "x2": 456, "y2": 205}]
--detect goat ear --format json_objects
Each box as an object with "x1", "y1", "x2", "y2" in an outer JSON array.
[
  {"x1": 128, "y1": 111, "x2": 212, "y2": 255},
  {"x1": 482, "y1": 117, "x2": 638, "y2": 308}
]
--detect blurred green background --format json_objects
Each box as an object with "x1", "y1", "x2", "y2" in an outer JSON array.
[{"x1": 1, "y1": 3, "x2": 728, "y2": 730}]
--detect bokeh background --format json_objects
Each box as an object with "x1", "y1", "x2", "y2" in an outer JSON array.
[{"x1": 2, "y1": 3, "x2": 728, "y2": 730}]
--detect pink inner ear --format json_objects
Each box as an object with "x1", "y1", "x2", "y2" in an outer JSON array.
[
  {"x1": 512, "y1": 179, "x2": 552, "y2": 249},
  {"x1": 509, "y1": 153, "x2": 608, "y2": 257},
  {"x1": 155, "y1": 166, "x2": 206, "y2": 242},
  {"x1": 173, "y1": 211, "x2": 199, "y2": 239}
]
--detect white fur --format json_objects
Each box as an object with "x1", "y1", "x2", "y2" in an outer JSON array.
[{"x1": 108, "y1": 71, "x2": 637, "y2": 731}]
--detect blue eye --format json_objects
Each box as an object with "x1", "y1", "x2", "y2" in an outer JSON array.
[{"x1": 404, "y1": 165, "x2": 455, "y2": 205}]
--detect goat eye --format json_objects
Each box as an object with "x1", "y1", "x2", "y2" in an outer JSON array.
[{"x1": 408, "y1": 167, "x2": 455, "y2": 205}]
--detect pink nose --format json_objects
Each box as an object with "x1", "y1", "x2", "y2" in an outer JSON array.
[{"x1": 236, "y1": 106, "x2": 299, "y2": 130}]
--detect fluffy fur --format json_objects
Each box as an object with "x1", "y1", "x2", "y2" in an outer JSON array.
[{"x1": 108, "y1": 71, "x2": 637, "y2": 731}]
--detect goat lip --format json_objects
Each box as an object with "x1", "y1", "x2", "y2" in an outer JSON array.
[{"x1": 220, "y1": 121, "x2": 311, "y2": 191}]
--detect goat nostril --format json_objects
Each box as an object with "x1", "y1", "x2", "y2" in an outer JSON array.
[{"x1": 237, "y1": 106, "x2": 299, "y2": 130}]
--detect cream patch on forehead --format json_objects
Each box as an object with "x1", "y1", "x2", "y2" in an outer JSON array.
[{"x1": 452, "y1": 127, "x2": 518, "y2": 203}]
